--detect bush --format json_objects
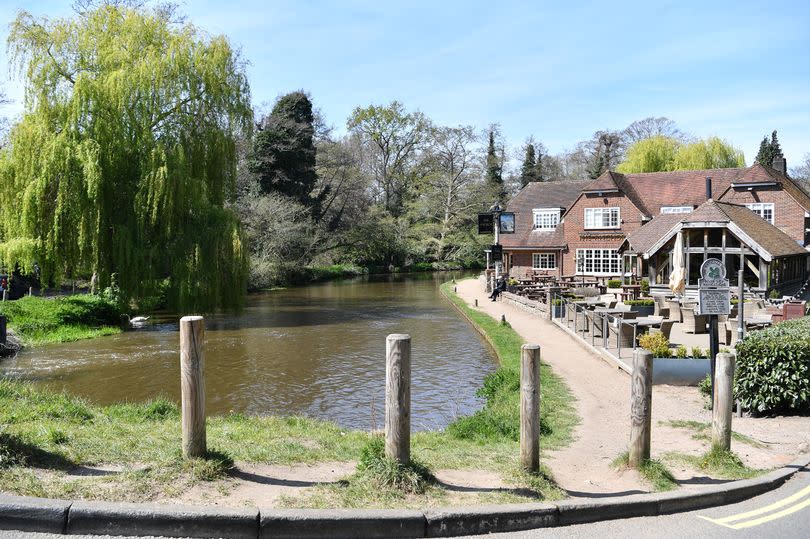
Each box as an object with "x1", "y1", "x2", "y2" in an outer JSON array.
[
  {"x1": 607, "y1": 279, "x2": 622, "y2": 288},
  {"x1": 699, "y1": 374, "x2": 712, "y2": 397},
  {"x1": 691, "y1": 347, "x2": 705, "y2": 359},
  {"x1": 625, "y1": 299, "x2": 654, "y2": 306},
  {"x1": 675, "y1": 345, "x2": 688, "y2": 359},
  {"x1": 734, "y1": 316, "x2": 810, "y2": 414},
  {"x1": 638, "y1": 332, "x2": 671, "y2": 358},
  {"x1": 640, "y1": 279, "x2": 649, "y2": 295}
]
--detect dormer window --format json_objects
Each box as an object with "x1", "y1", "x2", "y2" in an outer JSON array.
[
  {"x1": 745, "y1": 203, "x2": 774, "y2": 224},
  {"x1": 661, "y1": 206, "x2": 693, "y2": 214},
  {"x1": 584, "y1": 207, "x2": 620, "y2": 229},
  {"x1": 533, "y1": 208, "x2": 560, "y2": 230}
]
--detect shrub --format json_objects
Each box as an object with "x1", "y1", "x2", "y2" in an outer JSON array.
[
  {"x1": 607, "y1": 279, "x2": 622, "y2": 288},
  {"x1": 625, "y1": 299, "x2": 654, "y2": 306},
  {"x1": 699, "y1": 374, "x2": 712, "y2": 397},
  {"x1": 734, "y1": 316, "x2": 810, "y2": 414},
  {"x1": 638, "y1": 332, "x2": 671, "y2": 357},
  {"x1": 691, "y1": 347, "x2": 705, "y2": 359},
  {"x1": 675, "y1": 345, "x2": 688, "y2": 359},
  {"x1": 769, "y1": 289, "x2": 780, "y2": 299},
  {"x1": 640, "y1": 279, "x2": 650, "y2": 295}
]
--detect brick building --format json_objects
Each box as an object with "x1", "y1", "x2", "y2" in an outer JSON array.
[{"x1": 499, "y1": 161, "x2": 810, "y2": 295}]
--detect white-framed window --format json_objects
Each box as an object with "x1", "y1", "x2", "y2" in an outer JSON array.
[
  {"x1": 532, "y1": 208, "x2": 560, "y2": 230},
  {"x1": 745, "y1": 203, "x2": 774, "y2": 224},
  {"x1": 576, "y1": 249, "x2": 621, "y2": 275},
  {"x1": 584, "y1": 207, "x2": 620, "y2": 229},
  {"x1": 532, "y1": 253, "x2": 556, "y2": 269},
  {"x1": 661, "y1": 206, "x2": 693, "y2": 214}
]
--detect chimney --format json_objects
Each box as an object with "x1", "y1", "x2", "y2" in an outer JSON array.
[
  {"x1": 705, "y1": 176, "x2": 712, "y2": 201},
  {"x1": 772, "y1": 154, "x2": 787, "y2": 175}
]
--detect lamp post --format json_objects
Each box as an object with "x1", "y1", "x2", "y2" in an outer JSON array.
[{"x1": 490, "y1": 202, "x2": 503, "y2": 282}]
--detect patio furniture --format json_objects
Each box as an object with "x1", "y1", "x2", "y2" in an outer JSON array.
[
  {"x1": 607, "y1": 318, "x2": 637, "y2": 348},
  {"x1": 682, "y1": 307, "x2": 708, "y2": 334},
  {"x1": 666, "y1": 299, "x2": 682, "y2": 322},
  {"x1": 649, "y1": 320, "x2": 675, "y2": 340},
  {"x1": 620, "y1": 310, "x2": 638, "y2": 320},
  {"x1": 652, "y1": 295, "x2": 670, "y2": 318}
]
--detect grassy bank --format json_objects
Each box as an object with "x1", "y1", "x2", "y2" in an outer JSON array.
[
  {"x1": 0, "y1": 295, "x2": 123, "y2": 345},
  {"x1": 0, "y1": 280, "x2": 577, "y2": 508}
]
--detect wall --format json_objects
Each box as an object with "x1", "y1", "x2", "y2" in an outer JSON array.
[{"x1": 719, "y1": 185, "x2": 806, "y2": 245}]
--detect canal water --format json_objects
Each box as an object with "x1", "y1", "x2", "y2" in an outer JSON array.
[{"x1": 1, "y1": 273, "x2": 497, "y2": 430}]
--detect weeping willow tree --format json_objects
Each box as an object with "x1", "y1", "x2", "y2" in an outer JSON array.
[{"x1": 0, "y1": 5, "x2": 252, "y2": 311}]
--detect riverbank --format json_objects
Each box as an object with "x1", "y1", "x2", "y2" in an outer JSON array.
[
  {"x1": 0, "y1": 295, "x2": 122, "y2": 346},
  {"x1": 0, "y1": 279, "x2": 581, "y2": 509}
]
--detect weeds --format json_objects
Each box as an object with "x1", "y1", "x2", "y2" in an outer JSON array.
[{"x1": 612, "y1": 451, "x2": 677, "y2": 491}]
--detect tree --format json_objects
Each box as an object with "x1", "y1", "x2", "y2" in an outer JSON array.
[
  {"x1": 622, "y1": 117, "x2": 686, "y2": 145},
  {"x1": 248, "y1": 91, "x2": 324, "y2": 216},
  {"x1": 617, "y1": 136, "x2": 680, "y2": 173},
  {"x1": 755, "y1": 130, "x2": 782, "y2": 168},
  {"x1": 0, "y1": 86, "x2": 10, "y2": 147},
  {"x1": 485, "y1": 125, "x2": 505, "y2": 200},
  {"x1": 533, "y1": 141, "x2": 548, "y2": 182},
  {"x1": 519, "y1": 141, "x2": 537, "y2": 187},
  {"x1": 790, "y1": 153, "x2": 810, "y2": 190},
  {"x1": 0, "y1": 5, "x2": 252, "y2": 311},
  {"x1": 673, "y1": 137, "x2": 745, "y2": 170},
  {"x1": 347, "y1": 101, "x2": 428, "y2": 216}
]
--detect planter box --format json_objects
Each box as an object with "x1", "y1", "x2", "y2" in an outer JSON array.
[
  {"x1": 629, "y1": 305, "x2": 655, "y2": 317},
  {"x1": 553, "y1": 305, "x2": 565, "y2": 318},
  {"x1": 652, "y1": 357, "x2": 710, "y2": 386}
]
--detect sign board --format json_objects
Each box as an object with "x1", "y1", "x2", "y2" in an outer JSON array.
[
  {"x1": 499, "y1": 212, "x2": 516, "y2": 234},
  {"x1": 477, "y1": 213, "x2": 494, "y2": 234},
  {"x1": 490, "y1": 244, "x2": 503, "y2": 261},
  {"x1": 698, "y1": 258, "x2": 730, "y2": 315}
]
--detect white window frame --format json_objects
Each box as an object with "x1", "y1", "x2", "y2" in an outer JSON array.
[
  {"x1": 532, "y1": 253, "x2": 556, "y2": 269},
  {"x1": 576, "y1": 248, "x2": 621, "y2": 276},
  {"x1": 745, "y1": 202, "x2": 774, "y2": 224},
  {"x1": 584, "y1": 207, "x2": 620, "y2": 229},
  {"x1": 532, "y1": 208, "x2": 560, "y2": 230},
  {"x1": 661, "y1": 206, "x2": 693, "y2": 214}
]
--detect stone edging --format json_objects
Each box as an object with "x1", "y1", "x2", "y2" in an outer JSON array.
[{"x1": 0, "y1": 454, "x2": 806, "y2": 537}]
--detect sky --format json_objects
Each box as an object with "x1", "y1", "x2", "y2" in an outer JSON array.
[{"x1": 1, "y1": 0, "x2": 809, "y2": 167}]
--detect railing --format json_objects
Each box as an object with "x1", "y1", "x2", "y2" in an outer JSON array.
[{"x1": 551, "y1": 293, "x2": 640, "y2": 357}]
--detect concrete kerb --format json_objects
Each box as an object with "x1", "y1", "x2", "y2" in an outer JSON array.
[{"x1": 0, "y1": 454, "x2": 806, "y2": 538}]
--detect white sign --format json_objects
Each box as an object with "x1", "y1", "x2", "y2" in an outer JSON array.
[{"x1": 698, "y1": 258, "x2": 730, "y2": 315}]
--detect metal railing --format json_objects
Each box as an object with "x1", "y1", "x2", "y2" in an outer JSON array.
[{"x1": 551, "y1": 293, "x2": 639, "y2": 356}]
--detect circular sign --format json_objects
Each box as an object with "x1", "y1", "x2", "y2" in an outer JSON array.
[{"x1": 700, "y1": 258, "x2": 726, "y2": 280}]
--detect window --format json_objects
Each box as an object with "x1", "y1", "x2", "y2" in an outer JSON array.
[
  {"x1": 576, "y1": 249, "x2": 621, "y2": 275},
  {"x1": 584, "y1": 207, "x2": 620, "y2": 229},
  {"x1": 532, "y1": 253, "x2": 556, "y2": 269},
  {"x1": 532, "y1": 209, "x2": 560, "y2": 230},
  {"x1": 746, "y1": 203, "x2": 774, "y2": 224},
  {"x1": 661, "y1": 206, "x2": 693, "y2": 214}
]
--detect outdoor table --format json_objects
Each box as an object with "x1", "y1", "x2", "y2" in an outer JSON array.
[
  {"x1": 744, "y1": 317, "x2": 773, "y2": 329},
  {"x1": 620, "y1": 285, "x2": 641, "y2": 302}
]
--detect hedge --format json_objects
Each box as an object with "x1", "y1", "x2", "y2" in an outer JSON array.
[{"x1": 734, "y1": 316, "x2": 810, "y2": 414}]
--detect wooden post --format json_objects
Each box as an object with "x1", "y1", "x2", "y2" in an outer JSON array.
[
  {"x1": 0, "y1": 315, "x2": 6, "y2": 345},
  {"x1": 28, "y1": 287, "x2": 33, "y2": 297},
  {"x1": 475, "y1": 298, "x2": 478, "y2": 307},
  {"x1": 180, "y1": 315, "x2": 206, "y2": 458},
  {"x1": 712, "y1": 352, "x2": 735, "y2": 450},
  {"x1": 501, "y1": 314, "x2": 506, "y2": 324},
  {"x1": 520, "y1": 344, "x2": 541, "y2": 472},
  {"x1": 546, "y1": 290, "x2": 553, "y2": 320},
  {"x1": 385, "y1": 334, "x2": 411, "y2": 465},
  {"x1": 629, "y1": 348, "x2": 653, "y2": 467},
  {"x1": 708, "y1": 315, "x2": 719, "y2": 402},
  {"x1": 1, "y1": 290, "x2": 6, "y2": 302}
]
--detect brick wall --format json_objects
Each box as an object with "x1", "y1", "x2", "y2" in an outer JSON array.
[
  {"x1": 719, "y1": 186, "x2": 807, "y2": 245},
  {"x1": 561, "y1": 192, "x2": 646, "y2": 276},
  {"x1": 504, "y1": 250, "x2": 563, "y2": 277}
]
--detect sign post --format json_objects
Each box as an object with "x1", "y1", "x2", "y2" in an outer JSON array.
[{"x1": 698, "y1": 258, "x2": 730, "y2": 401}]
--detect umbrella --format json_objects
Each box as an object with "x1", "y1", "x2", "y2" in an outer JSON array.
[{"x1": 669, "y1": 231, "x2": 686, "y2": 295}]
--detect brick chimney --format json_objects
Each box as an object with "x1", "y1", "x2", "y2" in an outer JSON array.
[{"x1": 772, "y1": 154, "x2": 787, "y2": 175}]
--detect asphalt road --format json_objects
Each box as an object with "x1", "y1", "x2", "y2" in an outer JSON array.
[{"x1": 0, "y1": 466, "x2": 807, "y2": 539}]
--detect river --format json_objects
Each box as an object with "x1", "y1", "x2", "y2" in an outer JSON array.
[{"x1": 1, "y1": 273, "x2": 497, "y2": 430}]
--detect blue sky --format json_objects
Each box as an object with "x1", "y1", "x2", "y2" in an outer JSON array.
[{"x1": 2, "y1": 0, "x2": 809, "y2": 167}]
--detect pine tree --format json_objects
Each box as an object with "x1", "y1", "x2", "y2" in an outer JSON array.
[
  {"x1": 770, "y1": 130, "x2": 782, "y2": 158},
  {"x1": 485, "y1": 129, "x2": 504, "y2": 199},
  {"x1": 520, "y1": 143, "x2": 537, "y2": 187},
  {"x1": 534, "y1": 151, "x2": 545, "y2": 182},
  {"x1": 755, "y1": 130, "x2": 783, "y2": 168}
]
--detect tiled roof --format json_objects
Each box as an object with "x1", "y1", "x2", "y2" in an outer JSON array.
[
  {"x1": 583, "y1": 171, "x2": 621, "y2": 193},
  {"x1": 618, "y1": 168, "x2": 743, "y2": 215},
  {"x1": 724, "y1": 163, "x2": 810, "y2": 211},
  {"x1": 623, "y1": 200, "x2": 806, "y2": 258},
  {"x1": 501, "y1": 180, "x2": 590, "y2": 248}
]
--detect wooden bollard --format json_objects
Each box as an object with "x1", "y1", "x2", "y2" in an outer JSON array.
[
  {"x1": 520, "y1": 344, "x2": 541, "y2": 472},
  {"x1": 501, "y1": 314, "x2": 506, "y2": 324},
  {"x1": 546, "y1": 290, "x2": 552, "y2": 320},
  {"x1": 454, "y1": 286, "x2": 457, "y2": 293},
  {"x1": 0, "y1": 315, "x2": 7, "y2": 344},
  {"x1": 712, "y1": 352, "x2": 735, "y2": 450},
  {"x1": 28, "y1": 287, "x2": 33, "y2": 297},
  {"x1": 474, "y1": 299, "x2": 478, "y2": 307},
  {"x1": 180, "y1": 315, "x2": 206, "y2": 458},
  {"x1": 629, "y1": 348, "x2": 653, "y2": 468},
  {"x1": 385, "y1": 334, "x2": 411, "y2": 465},
  {"x1": 1, "y1": 290, "x2": 6, "y2": 302}
]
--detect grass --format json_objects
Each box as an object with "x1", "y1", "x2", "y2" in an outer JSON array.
[
  {"x1": 0, "y1": 280, "x2": 579, "y2": 506},
  {"x1": 612, "y1": 452, "x2": 678, "y2": 491},
  {"x1": 0, "y1": 295, "x2": 123, "y2": 345},
  {"x1": 664, "y1": 447, "x2": 763, "y2": 480},
  {"x1": 662, "y1": 420, "x2": 767, "y2": 449}
]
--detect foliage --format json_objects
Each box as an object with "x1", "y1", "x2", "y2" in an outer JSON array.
[
  {"x1": 356, "y1": 436, "x2": 434, "y2": 494},
  {"x1": 621, "y1": 117, "x2": 685, "y2": 145},
  {"x1": 734, "y1": 316, "x2": 810, "y2": 414},
  {"x1": 755, "y1": 130, "x2": 782, "y2": 168},
  {"x1": 0, "y1": 294, "x2": 122, "y2": 345},
  {"x1": 625, "y1": 299, "x2": 654, "y2": 306},
  {"x1": 520, "y1": 142, "x2": 538, "y2": 187},
  {"x1": 640, "y1": 279, "x2": 649, "y2": 295},
  {"x1": 612, "y1": 452, "x2": 677, "y2": 491},
  {"x1": 585, "y1": 130, "x2": 622, "y2": 179},
  {"x1": 1, "y1": 5, "x2": 251, "y2": 312},
  {"x1": 485, "y1": 126, "x2": 505, "y2": 200},
  {"x1": 691, "y1": 347, "x2": 706, "y2": 359},
  {"x1": 606, "y1": 279, "x2": 622, "y2": 288},
  {"x1": 675, "y1": 345, "x2": 688, "y2": 359},
  {"x1": 638, "y1": 332, "x2": 671, "y2": 358},
  {"x1": 618, "y1": 136, "x2": 745, "y2": 173},
  {"x1": 249, "y1": 92, "x2": 323, "y2": 214},
  {"x1": 699, "y1": 374, "x2": 712, "y2": 397}
]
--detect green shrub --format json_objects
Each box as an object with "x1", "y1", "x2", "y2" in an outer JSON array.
[
  {"x1": 734, "y1": 316, "x2": 810, "y2": 414},
  {"x1": 691, "y1": 347, "x2": 705, "y2": 359},
  {"x1": 640, "y1": 279, "x2": 650, "y2": 295},
  {"x1": 607, "y1": 279, "x2": 622, "y2": 288},
  {"x1": 769, "y1": 289, "x2": 780, "y2": 299},
  {"x1": 638, "y1": 332, "x2": 671, "y2": 357},
  {"x1": 699, "y1": 374, "x2": 712, "y2": 397},
  {"x1": 625, "y1": 299, "x2": 654, "y2": 306},
  {"x1": 675, "y1": 345, "x2": 688, "y2": 359}
]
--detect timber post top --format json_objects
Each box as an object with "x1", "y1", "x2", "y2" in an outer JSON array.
[{"x1": 180, "y1": 315, "x2": 204, "y2": 323}]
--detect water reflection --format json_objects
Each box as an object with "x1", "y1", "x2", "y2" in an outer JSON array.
[{"x1": 1, "y1": 273, "x2": 496, "y2": 430}]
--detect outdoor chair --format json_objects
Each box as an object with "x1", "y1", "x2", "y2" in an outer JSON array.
[
  {"x1": 607, "y1": 318, "x2": 636, "y2": 348},
  {"x1": 649, "y1": 320, "x2": 675, "y2": 340},
  {"x1": 681, "y1": 307, "x2": 708, "y2": 334},
  {"x1": 666, "y1": 299, "x2": 682, "y2": 322},
  {"x1": 607, "y1": 299, "x2": 618, "y2": 309},
  {"x1": 725, "y1": 320, "x2": 740, "y2": 347},
  {"x1": 652, "y1": 295, "x2": 670, "y2": 318},
  {"x1": 620, "y1": 310, "x2": 638, "y2": 320}
]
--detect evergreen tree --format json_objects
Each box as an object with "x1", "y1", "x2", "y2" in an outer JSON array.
[
  {"x1": 520, "y1": 143, "x2": 537, "y2": 187},
  {"x1": 485, "y1": 128, "x2": 505, "y2": 199},
  {"x1": 249, "y1": 92, "x2": 323, "y2": 215},
  {"x1": 755, "y1": 130, "x2": 782, "y2": 168}
]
